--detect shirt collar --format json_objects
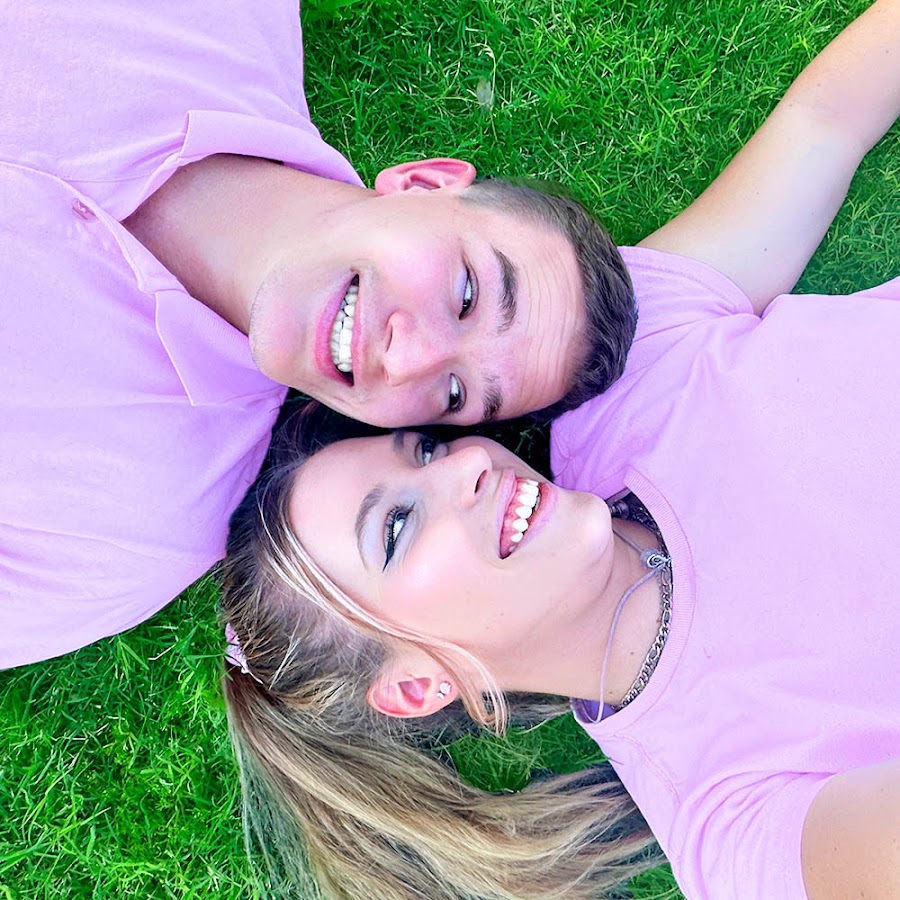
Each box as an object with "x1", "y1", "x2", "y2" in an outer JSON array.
[
  {"x1": 181, "y1": 109, "x2": 363, "y2": 185},
  {"x1": 154, "y1": 287, "x2": 285, "y2": 406},
  {"x1": 119, "y1": 108, "x2": 360, "y2": 406}
]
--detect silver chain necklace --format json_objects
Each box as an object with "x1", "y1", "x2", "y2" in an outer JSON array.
[{"x1": 608, "y1": 495, "x2": 673, "y2": 711}]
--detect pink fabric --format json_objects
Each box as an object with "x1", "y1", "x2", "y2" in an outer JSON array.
[
  {"x1": 552, "y1": 247, "x2": 900, "y2": 899},
  {"x1": 0, "y1": 0, "x2": 361, "y2": 667}
]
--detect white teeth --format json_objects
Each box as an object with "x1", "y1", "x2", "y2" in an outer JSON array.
[
  {"x1": 516, "y1": 491, "x2": 537, "y2": 509},
  {"x1": 502, "y1": 478, "x2": 541, "y2": 558},
  {"x1": 330, "y1": 282, "x2": 358, "y2": 374},
  {"x1": 513, "y1": 481, "x2": 540, "y2": 522}
]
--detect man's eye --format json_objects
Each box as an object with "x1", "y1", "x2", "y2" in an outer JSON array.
[
  {"x1": 447, "y1": 374, "x2": 465, "y2": 414},
  {"x1": 460, "y1": 271, "x2": 476, "y2": 319},
  {"x1": 383, "y1": 506, "x2": 411, "y2": 569}
]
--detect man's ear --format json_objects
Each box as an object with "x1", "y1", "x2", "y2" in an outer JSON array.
[
  {"x1": 374, "y1": 158, "x2": 477, "y2": 196},
  {"x1": 367, "y1": 655, "x2": 457, "y2": 718}
]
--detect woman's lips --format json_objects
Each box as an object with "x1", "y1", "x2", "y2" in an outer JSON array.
[{"x1": 499, "y1": 477, "x2": 541, "y2": 558}]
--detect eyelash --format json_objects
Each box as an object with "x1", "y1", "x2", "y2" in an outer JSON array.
[
  {"x1": 383, "y1": 506, "x2": 410, "y2": 570},
  {"x1": 382, "y1": 436, "x2": 439, "y2": 569},
  {"x1": 447, "y1": 270, "x2": 477, "y2": 415},
  {"x1": 460, "y1": 267, "x2": 477, "y2": 320}
]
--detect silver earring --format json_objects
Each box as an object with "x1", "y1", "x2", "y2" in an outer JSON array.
[{"x1": 437, "y1": 681, "x2": 451, "y2": 699}]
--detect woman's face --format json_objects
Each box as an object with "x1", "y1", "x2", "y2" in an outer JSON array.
[{"x1": 288, "y1": 433, "x2": 614, "y2": 675}]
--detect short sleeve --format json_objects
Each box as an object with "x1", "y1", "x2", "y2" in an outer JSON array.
[
  {"x1": 671, "y1": 772, "x2": 831, "y2": 900},
  {"x1": 619, "y1": 246, "x2": 755, "y2": 325}
]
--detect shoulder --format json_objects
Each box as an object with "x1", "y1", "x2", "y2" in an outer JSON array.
[
  {"x1": 620, "y1": 245, "x2": 755, "y2": 321},
  {"x1": 801, "y1": 759, "x2": 900, "y2": 900}
]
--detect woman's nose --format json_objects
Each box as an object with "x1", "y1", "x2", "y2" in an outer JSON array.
[{"x1": 432, "y1": 442, "x2": 492, "y2": 509}]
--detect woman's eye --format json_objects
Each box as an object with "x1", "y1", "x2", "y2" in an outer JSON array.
[
  {"x1": 460, "y1": 272, "x2": 475, "y2": 319},
  {"x1": 417, "y1": 435, "x2": 438, "y2": 466},
  {"x1": 383, "y1": 506, "x2": 411, "y2": 569},
  {"x1": 447, "y1": 374, "x2": 465, "y2": 414}
]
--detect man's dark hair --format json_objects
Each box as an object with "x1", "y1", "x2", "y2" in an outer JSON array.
[{"x1": 463, "y1": 177, "x2": 636, "y2": 422}]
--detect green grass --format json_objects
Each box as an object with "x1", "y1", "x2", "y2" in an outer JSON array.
[{"x1": 2, "y1": 0, "x2": 896, "y2": 897}]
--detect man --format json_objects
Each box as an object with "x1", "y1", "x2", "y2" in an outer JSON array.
[{"x1": 0, "y1": 0, "x2": 632, "y2": 666}]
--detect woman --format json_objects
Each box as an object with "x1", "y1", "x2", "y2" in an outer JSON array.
[
  {"x1": 221, "y1": 416, "x2": 664, "y2": 900},
  {"x1": 220, "y1": 370, "x2": 900, "y2": 900}
]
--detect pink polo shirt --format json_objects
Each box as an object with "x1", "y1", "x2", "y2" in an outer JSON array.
[
  {"x1": 0, "y1": 0, "x2": 362, "y2": 667},
  {"x1": 552, "y1": 248, "x2": 900, "y2": 898}
]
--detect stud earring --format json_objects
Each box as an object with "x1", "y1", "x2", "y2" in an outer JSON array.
[{"x1": 437, "y1": 681, "x2": 452, "y2": 699}]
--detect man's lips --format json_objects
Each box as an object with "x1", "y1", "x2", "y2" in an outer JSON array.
[
  {"x1": 330, "y1": 278, "x2": 359, "y2": 377},
  {"x1": 315, "y1": 276, "x2": 358, "y2": 385}
]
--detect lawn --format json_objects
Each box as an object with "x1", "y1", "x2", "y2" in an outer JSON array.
[{"x1": 1, "y1": 0, "x2": 895, "y2": 897}]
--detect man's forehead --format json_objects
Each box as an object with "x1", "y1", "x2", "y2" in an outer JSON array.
[{"x1": 482, "y1": 266, "x2": 585, "y2": 421}]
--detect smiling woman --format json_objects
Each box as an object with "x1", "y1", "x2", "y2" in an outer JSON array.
[
  {"x1": 219, "y1": 408, "x2": 661, "y2": 900},
  {"x1": 284, "y1": 430, "x2": 622, "y2": 688}
]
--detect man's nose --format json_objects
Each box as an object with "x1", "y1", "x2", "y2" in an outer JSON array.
[
  {"x1": 432, "y1": 442, "x2": 492, "y2": 509},
  {"x1": 382, "y1": 311, "x2": 453, "y2": 387}
]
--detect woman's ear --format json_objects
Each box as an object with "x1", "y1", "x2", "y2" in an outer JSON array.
[
  {"x1": 367, "y1": 654, "x2": 457, "y2": 718},
  {"x1": 373, "y1": 158, "x2": 477, "y2": 196}
]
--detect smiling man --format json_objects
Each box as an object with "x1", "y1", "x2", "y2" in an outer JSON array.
[
  {"x1": 0, "y1": 0, "x2": 632, "y2": 666},
  {"x1": 125, "y1": 154, "x2": 633, "y2": 427}
]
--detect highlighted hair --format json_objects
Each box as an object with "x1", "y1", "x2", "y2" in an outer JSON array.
[{"x1": 219, "y1": 409, "x2": 658, "y2": 898}]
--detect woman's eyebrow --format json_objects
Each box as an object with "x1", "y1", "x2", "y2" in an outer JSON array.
[
  {"x1": 354, "y1": 433, "x2": 409, "y2": 564},
  {"x1": 355, "y1": 485, "x2": 384, "y2": 566}
]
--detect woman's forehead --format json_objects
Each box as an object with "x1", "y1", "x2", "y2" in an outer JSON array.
[{"x1": 290, "y1": 436, "x2": 394, "y2": 520}]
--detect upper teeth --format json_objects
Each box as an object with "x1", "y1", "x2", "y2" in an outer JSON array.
[
  {"x1": 509, "y1": 479, "x2": 539, "y2": 544},
  {"x1": 331, "y1": 282, "x2": 358, "y2": 374}
]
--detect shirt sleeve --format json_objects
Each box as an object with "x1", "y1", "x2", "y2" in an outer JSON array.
[
  {"x1": 671, "y1": 772, "x2": 832, "y2": 900},
  {"x1": 0, "y1": 526, "x2": 213, "y2": 669},
  {"x1": 619, "y1": 246, "x2": 756, "y2": 323},
  {"x1": 0, "y1": 0, "x2": 310, "y2": 195}
]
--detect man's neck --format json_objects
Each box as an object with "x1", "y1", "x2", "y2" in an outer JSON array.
[{"x1": 122, "y1": 153, "x2": 370, "y2": 332}]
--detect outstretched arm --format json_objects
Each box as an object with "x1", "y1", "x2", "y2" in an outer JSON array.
[
  {"x1": 640, "y1": 0, "x2": 900, "y2": 315},
  {"x1": 801, "y1": 757, "x2": 900, "y2": 900}
]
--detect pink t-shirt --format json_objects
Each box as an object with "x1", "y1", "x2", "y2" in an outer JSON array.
[
  {"x1": 552, "y1": 247, "x2": 900, "y2": 899},
  {"x1": 0, "y1": 0, "x2": 362, "y2": 667}
]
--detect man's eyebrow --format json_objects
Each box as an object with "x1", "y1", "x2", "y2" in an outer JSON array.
[
  {"x1": 493, "y1": 247, "x2": 518, "y2": 333},
  {"x1": 482, "y1": 374, "x2": 503, "y2": 422}
]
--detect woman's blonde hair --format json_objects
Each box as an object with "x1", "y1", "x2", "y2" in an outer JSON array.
[{"x1": 219, "y1": 407, "x2": 659, "y2": 899}]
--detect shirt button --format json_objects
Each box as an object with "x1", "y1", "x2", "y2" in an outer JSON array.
[{"x1": 71, "y1": 199, "x2": 96, "y2": 220}]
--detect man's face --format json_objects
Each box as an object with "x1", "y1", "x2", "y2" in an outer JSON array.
[{"x1": 248, "y1": 160, "x2": 586, "y2": 427}]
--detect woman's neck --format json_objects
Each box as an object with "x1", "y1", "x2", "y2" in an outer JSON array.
[
  {"x1": 593, "y1": 520, "x2": 669, "y2": 707},
  {"x1": 495, "y1": 517, "x2": 667, "y2": 705}
]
